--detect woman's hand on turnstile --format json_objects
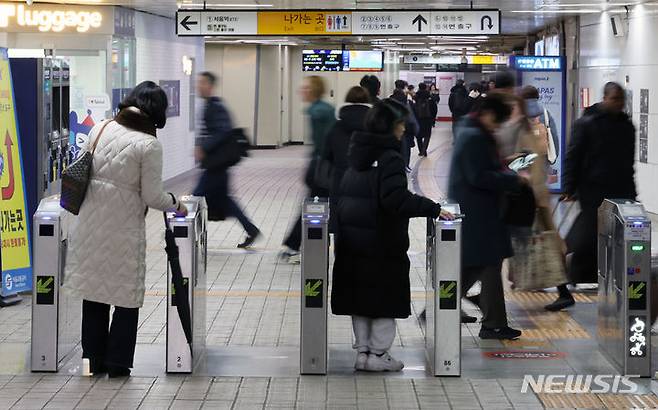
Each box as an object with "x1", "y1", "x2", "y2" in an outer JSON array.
[{"x1": 438, "y1": 209, "x2": 455, "y2": 221}]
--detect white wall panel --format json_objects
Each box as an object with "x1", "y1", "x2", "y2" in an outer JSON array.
[{"x1": 135, "y1": 11, "x2": 204, "y2": 181}]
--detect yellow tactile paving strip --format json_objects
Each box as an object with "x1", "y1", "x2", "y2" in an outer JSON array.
[
  {"x1": 539, "y1": 393, "x2": 658, "y2": 409},
  {"x1": 523, "y1": 311, "x2": 591, "y2": 339},
  {"x1": 505, "y1": 290, "x2": 596, "y2": 305}
]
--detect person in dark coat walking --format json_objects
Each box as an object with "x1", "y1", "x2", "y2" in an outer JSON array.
[
  {"x1": 390, "y1": 80, "x2": 419, "y2": 168},
  {"x1": 448, "y1": 93, "x2": 526, "y2": 340},
  {"x1": 449, "y1": 80, "x2": 468, "y2": 136},
  {"x1": 323, "y1": 86, "x2": 371, "y2": 232},
  {"x1": 332, "y1": 99, "x2": 453, "y2": 372},
  {"x1": 462, "y1": 82, "x2": 483, "y2": 114},
  {"x1": 414, "y1": 83, "x2": 438, "y2": 156},
  {"x1": 545, "y1": 82, "x2": 637, "y2": 311},
  {"x1": 193, "y1": 72, "x2": 260, "y2": 248}
]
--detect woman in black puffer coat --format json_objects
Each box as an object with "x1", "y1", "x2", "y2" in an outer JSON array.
[
  {"x1": 323, "y1": 86, "x2": 371, "y2": 233},
  {"x1": 332, "y1": 99, "x2": 453, "y2": 373}
]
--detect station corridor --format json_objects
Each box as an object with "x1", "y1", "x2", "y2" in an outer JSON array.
[{"x1": 0, "y1": 126, "x2": 655, "y2": 409}]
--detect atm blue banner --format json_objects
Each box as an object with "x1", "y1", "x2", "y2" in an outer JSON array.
[{"x1": 513, "y1": 56, "x2": 567, "y2": 192}]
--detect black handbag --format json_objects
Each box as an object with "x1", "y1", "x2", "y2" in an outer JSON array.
[
  {"x1": 502, "y1": 183, "x2": 536, "y2": 227},
  {"x1": 60, "y1": 120, "x2": 113, "y2": 215},
  {"x1": 313, "y1": 157, "x2": 333, "y2": 191}
]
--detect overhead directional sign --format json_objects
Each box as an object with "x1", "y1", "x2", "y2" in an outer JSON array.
[{"x1": 176, "y1": 9, "x2": 500, "y2": 36}]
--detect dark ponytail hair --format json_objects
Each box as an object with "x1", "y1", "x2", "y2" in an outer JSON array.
[{"x1": 118, "y1": 81, "x2": 169, "y2": 129}]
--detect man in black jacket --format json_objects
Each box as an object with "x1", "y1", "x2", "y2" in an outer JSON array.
[
  {"x1": 448, "y1": 80, "x2": 468, "y2": 138},
  {"x1": 546, "y1": 82, "x2": 637, "y2": 310},
  {"x1": 390, "y1": 80, "x2": 419, "y2": 168},
  {"x1": 193, "y1": 71, "x2": 260, "y2": 248}
]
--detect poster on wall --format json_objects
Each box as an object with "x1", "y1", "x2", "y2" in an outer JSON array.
[
  {"x1": 625, "y1": 89, "x2": 633, "y2": 120},
  {"x1": 159, "y1": 80, "x2": 181, "y2": 118},
  {"x1": 69, "y1": 93, "x2": 111, "y2": 161},
  {"x1": 511, "y1": 56, "x2": 566, "y2": 192},
  {"x1": 0, "y1": 48, "x2": 32, "y2": 295},
  {"x1": 639, "y1": 115, "x2": 648, "y2": 164},
  {"x1": 640, "y1": 89, "x2": 649, "y2": 114}
]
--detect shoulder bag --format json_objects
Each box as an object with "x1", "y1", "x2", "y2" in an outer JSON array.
[{"x1": 60, "y1": 120, "x2": 113, "y2": 215}]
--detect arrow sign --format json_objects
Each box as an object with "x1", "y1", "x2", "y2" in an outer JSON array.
[
  {"x1": 36, "y1": 277, "x2": 54, "y2": 294},
  {"x1": 304, "y1": 280, "x2": 322, "y2": 297},
  {"x1": 629, "y1": 282, "x2": 646, "y2": 300},
  {"x1": 481, "y1": 15, "x2": 494, "y2": 30},
  {"x1": 412, "y1": 14, "x2": 428, "y2": 32},
  {"x1": 2, "y1": 130, "x2": 14, "y2": 200},
  {"x1": 439, "y1": 281, "x2": 456, "y2": 299},
  {"x1": 180, "y1": 15, "x2": 198, "y2": 31}
]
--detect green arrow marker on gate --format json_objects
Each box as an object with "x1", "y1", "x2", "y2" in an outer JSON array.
[
  {"x1": 439, "y1": 282, "x2": 456, "y2": 299},
  {"x1": 305, "y1": 280, "x2": 322, "y2": 297},
  {"x1": 629, "y1": 282, "x2": 645, "y2": 300},
  {"x1": 36, "y1": 277, "x2": 53, "y2": 294}
]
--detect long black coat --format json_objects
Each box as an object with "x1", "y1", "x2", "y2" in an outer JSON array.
[
  {"x1": 331, "y1": 132, "x2": 441, "y2": 319},
  {"x1": 448, "y1": 117, "x2": 521, "y2": 268},
  {"x1": 562, "y1": 104, "x2": 637, "y2": 283},
  {"x1": 324, "y1": 104, "x2": 370, "y2": 231}
]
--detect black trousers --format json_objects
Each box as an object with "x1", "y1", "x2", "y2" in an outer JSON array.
[
  {"x1": 283, "y1": 179, "x2": 328, "y2": 252},
  {"x1": 417, "y1": 119, "x2": 434, "y2": 155},
  {"x1": 462, "y1": 263, "x2": 508, "y2": 329},
  {"x1": 82, "y1": 300, "x2": 139, "y2": 368}
]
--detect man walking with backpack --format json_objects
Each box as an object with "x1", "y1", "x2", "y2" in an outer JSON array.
[
  {"x1": 414, "y1": 83, "x2": 438, "y2": 157},
  {"x1": 194, "y1": 71, "x2": 261, "y2": 249}
]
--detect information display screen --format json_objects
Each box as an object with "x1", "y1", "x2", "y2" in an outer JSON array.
[
  {"x1": 342, "y1": 50, "x2": 384, "y2": 72},
  {"x1": 302, "y1": 50, "x2": 343, "y2": 72}
]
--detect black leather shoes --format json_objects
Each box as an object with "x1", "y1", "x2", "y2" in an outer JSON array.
[
  {"x1": 107, "y1": 365, "x2": 131, "y2": 378},
  {"x1": 544, "y1": 295, "x2": 575, "y2": 312},
  {"x1": 479, "y1": 326, "x2": 522, "y2": 340}
]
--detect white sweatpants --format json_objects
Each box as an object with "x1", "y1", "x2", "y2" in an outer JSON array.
[{"x1": 351, "y1": 316, "x2": 396, "y2": 355}]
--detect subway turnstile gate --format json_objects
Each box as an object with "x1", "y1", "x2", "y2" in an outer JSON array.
[
  {"x1": 426, "y1": 203, "x2": 462, "y2": 376},
  {"x1": 598, "y1": 199, "x2": 652, "y2": 377},
  {"x1": 300, "y1": 198, "x2": 330, "y2": 375},
  {"x1": 31, "y1": 196, "x2": 81, "y2": 372},
  {"x1": 166, "y1": 196, "x2": 207, "y2": 374}
]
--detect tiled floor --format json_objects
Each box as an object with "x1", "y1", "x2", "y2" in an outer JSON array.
[{"x1": 2, "y1": 123, "x2": 658, "y2": 409}]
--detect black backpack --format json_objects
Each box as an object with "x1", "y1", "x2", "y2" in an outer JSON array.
[{"x1": 415, "y1": 98, "x2": 432, "y2": 120}]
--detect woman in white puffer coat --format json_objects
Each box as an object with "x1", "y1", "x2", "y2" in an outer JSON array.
[{"x1": 65, "y1": 81, "x2": 187, "y2": 378}]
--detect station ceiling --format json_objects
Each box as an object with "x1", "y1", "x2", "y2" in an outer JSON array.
[
  {"x1": 6, "y1": 1, "x2": 651, "y2": 35},
  {"x1": 7, "y1": 0, "x2": 652, "y2": 53}
]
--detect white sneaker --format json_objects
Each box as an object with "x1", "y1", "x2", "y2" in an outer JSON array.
[
  {"x1": 287, "y1": 252, "x2": 301, "y2": 264},
  {"x1": 355, "y1": 352, "x2": 368, "y2": 371},
  {"x1": 365, "y1": 352, "x2": 404, "y2": 372},
  {"x1": 279, "y1": 249, "x2": 300, "y2": 264}
]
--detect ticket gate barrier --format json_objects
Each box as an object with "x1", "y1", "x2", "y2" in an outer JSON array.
[
  {"x1": 31, "y1": 196, "x2": 81, "y2": 372},
  {"x1": 300, "y1": 197, "x2": 330, "y2": 375},
  {"x1": 166, "y1": 196, "x2": 207, "y2": 374},
  {"x1": 597, "y1": 199, "x2": 652, "y2": 377},
  {"x1": 426, "y1": 203, "x2": 462, "y2": 377}
]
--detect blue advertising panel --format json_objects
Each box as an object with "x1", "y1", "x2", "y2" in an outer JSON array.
[{"x1": 510, "y1": 56, "x2": 567, "y2": 192}]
